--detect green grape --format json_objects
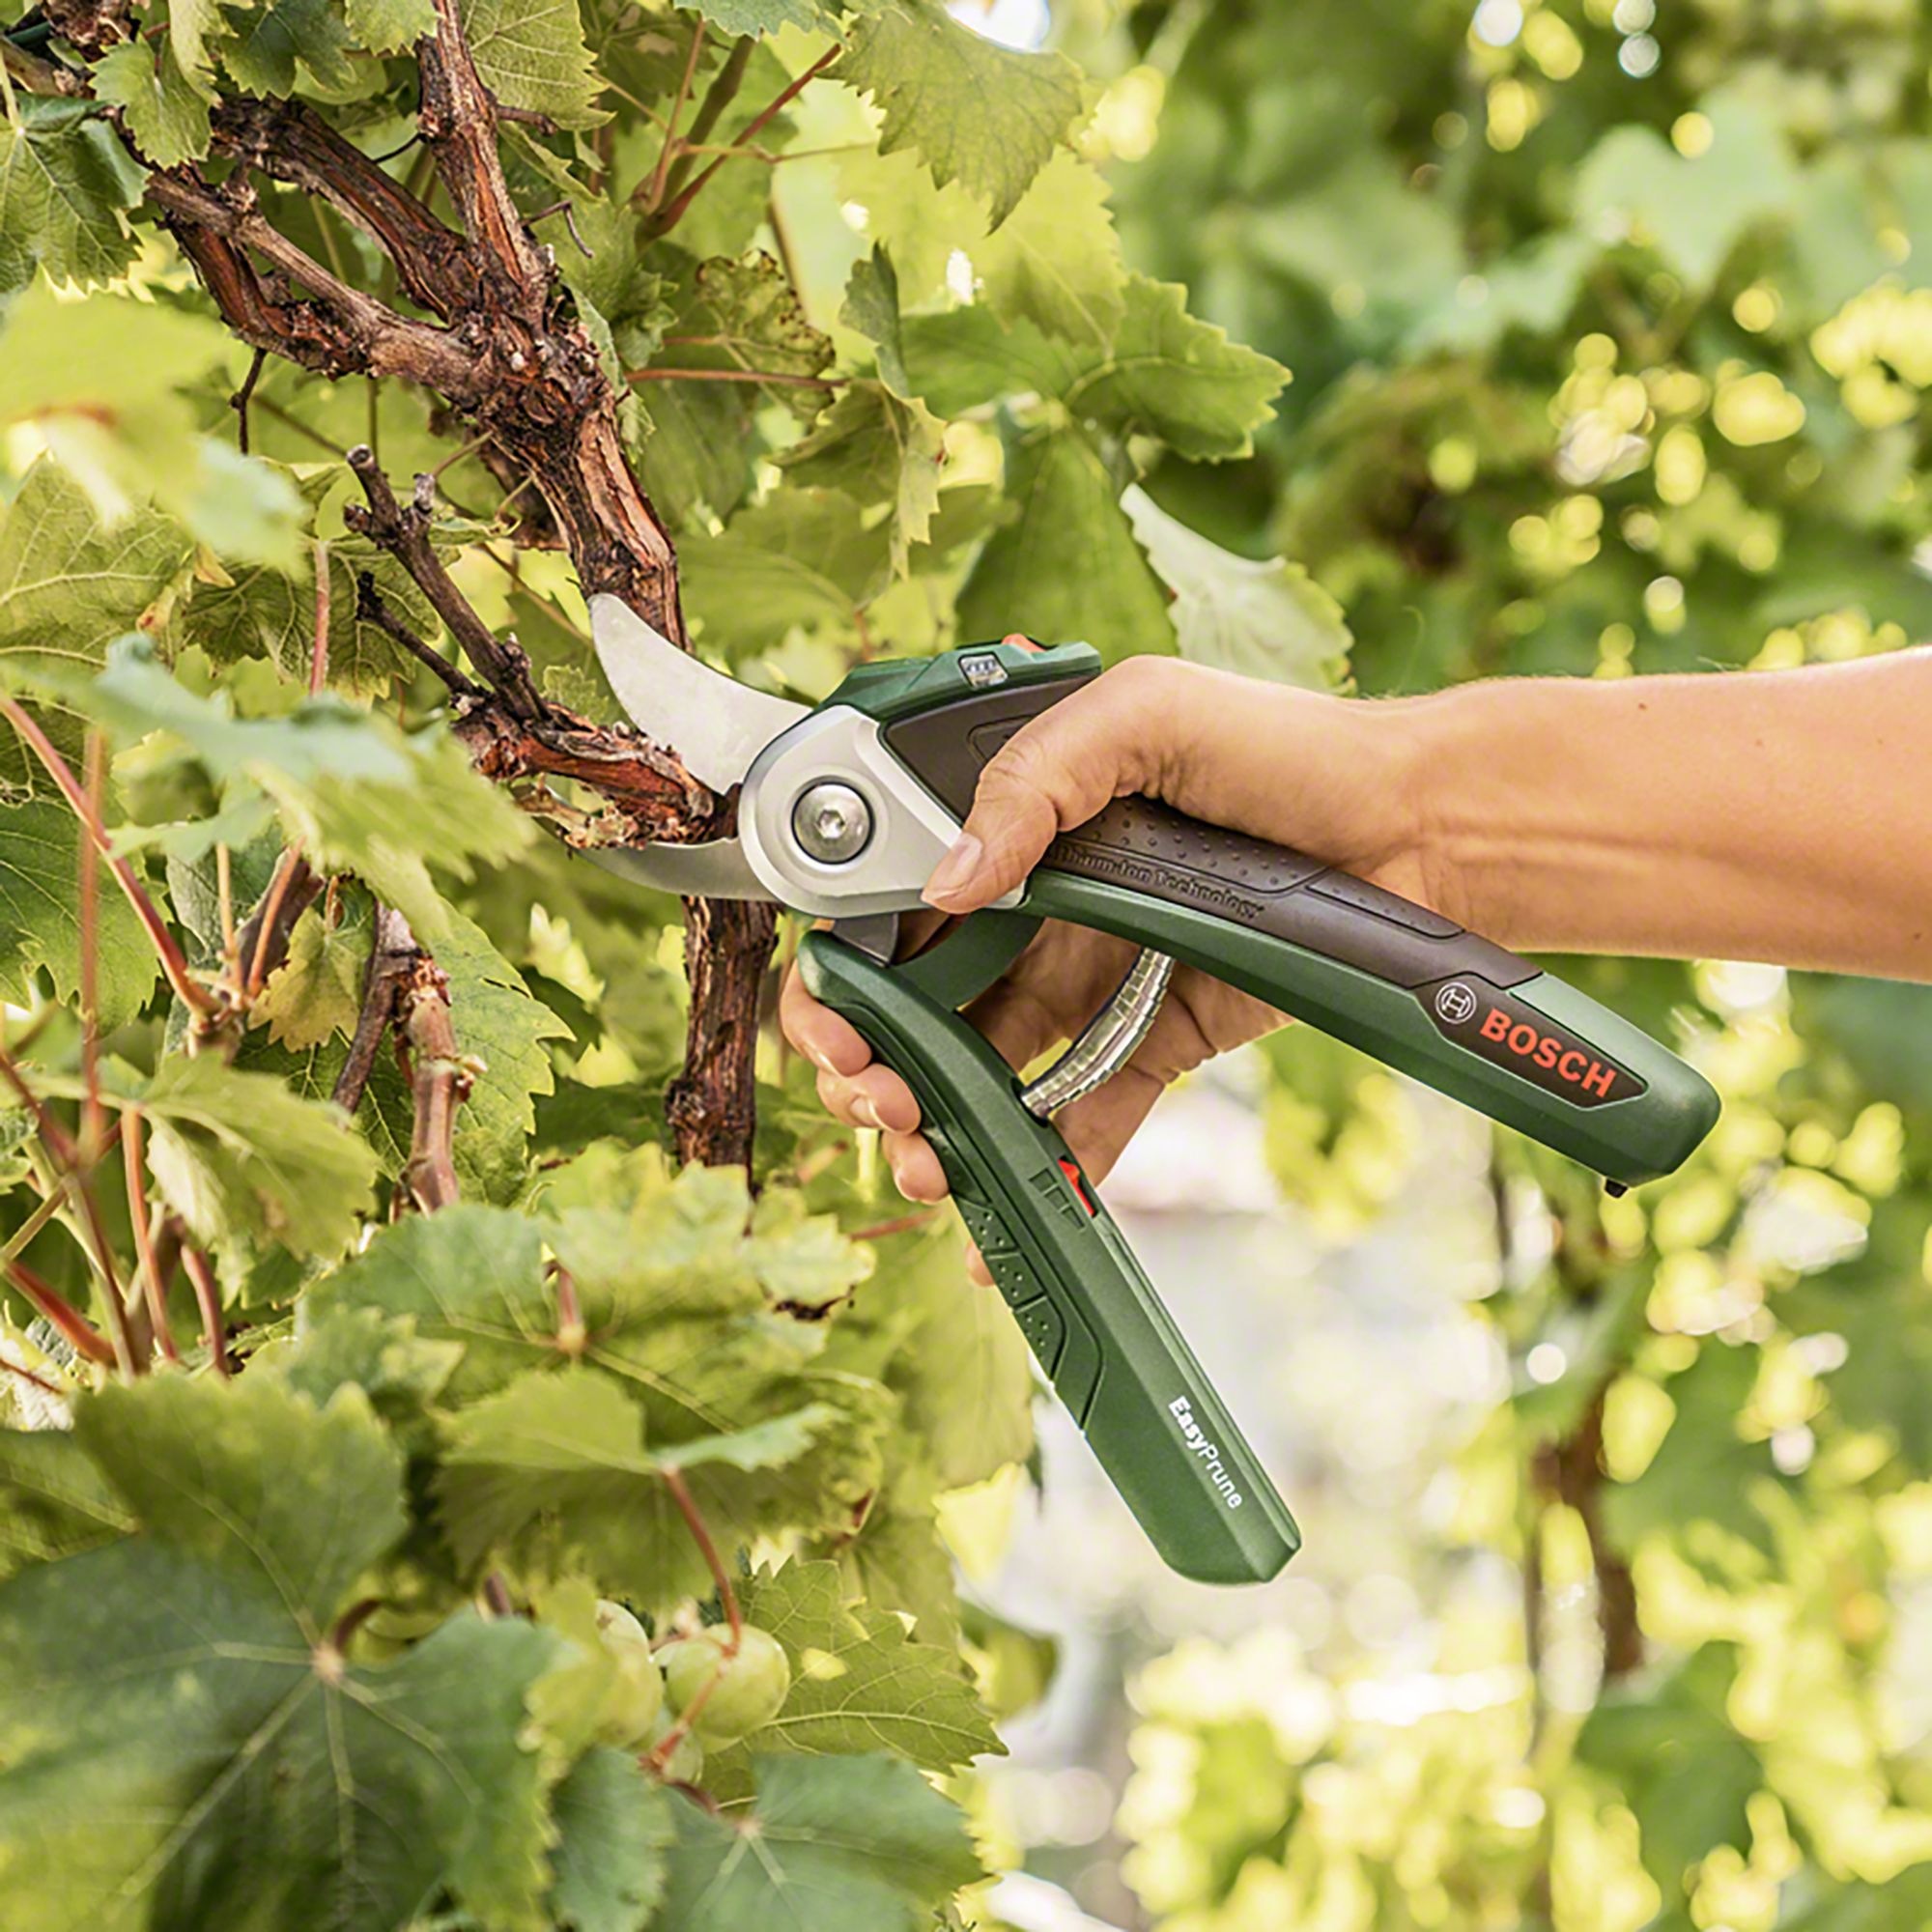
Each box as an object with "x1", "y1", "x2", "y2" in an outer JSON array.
[
  {"x1": 642, "y1": 1709, "x2": 705, "y2": 1784},
  {"x1": 660, "y1": 1624, "x2": 791, "y2": 1744},
  {"x1": 593, "y1": 1597, "x2": 665, "y2": 1748}
]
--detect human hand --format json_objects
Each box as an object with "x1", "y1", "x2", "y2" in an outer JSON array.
[{"x1": 780, "y1": 654, "x2": 1439, "y2": 1272}]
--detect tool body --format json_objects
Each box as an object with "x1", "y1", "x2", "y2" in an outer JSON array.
[{"x1": 588, "y1": 600, "x2": 1722, "y2": 1584}]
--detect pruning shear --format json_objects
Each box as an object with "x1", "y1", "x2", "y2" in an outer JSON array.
[{"x1": 587, "y1": 601, "x2": 1721, "y2": 1586}]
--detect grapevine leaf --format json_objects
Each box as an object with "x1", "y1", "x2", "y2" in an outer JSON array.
[
  {"x1": 898, "y1": 303, "x2": 1075, "y2": 418},
  {"x1": 836, "y1": 0, "x2": 1085, "y2": 227},
  {"x1": 549, "y1": 1747, "x2": 674, "y2": 1932},
  {"x1": 973, "y1": 150, "x2": 1125, "y2": 347},
  {"x1": 681, "y1": 488, "x2": 891, "y2": 660},
  {"x1": 841, "y1": 245, "x2": 909, "y2": 396},
  {"x1": 734, "y1": 1559, "x2": 1003, "y2": 1773},
  {"x1": 346, "y1": 0, "x2": 438, "y2": 56},
  {"x1": 1067, "y1": 274, "x2": 1289, "y2": 461},
  {"x1": 1574, "y1": 94, "x2": 1795, "y2": 288},
  {"x1": 0, "y1": 798, "x2": 162, "y2": 1028},
  {"x1": 270, "y1": 1304, "x2": 466, "y2": 1435},
  {"x1": 0, "y1": 1377, "x2": 562, "y2": 1932},
  {"x1": 0, "y1": 1429, "x2": 132, "y2": 1582},
  {"x1": 773, "y1": 381, "x2": 944, "y2": 575},
  {"x1": 0, "y1": 99, "x2": 144, "y2": 297},
  {"x1": 833, "y1": 143, "x2": 987, "y2": 309},
  {"x1": 435, "y1": 1365, "x2": 841, "y2": 1587},
  {"x1": 657, "y1": 249, "x2": 836, "y2": 417},
  {"x1": 955, "y1": 431, "x2": 1174, "y2": 661},
  {"x1": 220, "y1": 0, "x2": 360, "y2": 95},
  {"x1": 254, "y1": 900, "x2": 368, "y2": 1051},
  {"x1": 672, "y1": 0, "x2": 837, "y2": 34},
  {"x1": 659, "y1": 1753, "x2": 984, "y2": 1931},
  {"x1": 1122, "y1": 484, "x2": 1350, "y2": 689},
  {"x1": 93, "y1": 41, "x2": 213, "y2": 170},
  {"x1": 306, "y1": 1205, "x2": 554, "y2": 1405},
  {"x1": 458, "y1": 0, "x2": 606, "y2": 129},
  {"x1": 138, "y1": 1054, "x2": 379, "y2": 1260},
  {"x1": 0, "y1": 462, "x2": 194, "y2": 787}
]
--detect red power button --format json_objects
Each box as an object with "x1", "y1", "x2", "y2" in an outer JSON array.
[{"x1": 1057, "y1": 1156, "x2": 1096, "y2": 1215}]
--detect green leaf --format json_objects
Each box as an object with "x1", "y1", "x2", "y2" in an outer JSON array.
[
  {"x1": 672, "y1": 0, "x2": 838, "y2": 34},
  {"x1": 458, "y1": 0, "x2": 606, "y2": 129},
  {"x1": 0, "y1": 1429, "x2": 132, "y2": 1582},
  {"x1": 308, "y1": 1203, "x2": 553, "y2": 1400},
  {"x1": 956, "y1": 431, "x2": 1174, "y2": 661},
  {"x1": 681, "y1": 489, "x2": 892, "y2": 660},
  {"x1": 138, "y1": 1053, "x2": 379, "y2": 1261},
  {"x1": 734, "y1": 1559, "x2": 1002, "y2": 1774},
  {"x1": 1122, "y1": 485, "x2": 1349, "y2": 689},
  {"x1": 1577, "y1": 1645, "x2": 1761, "y2": 1898},
  {"x1": 436, "y1": 1366, "x2": 843, "y2": 1580},
  {"x1": 548, "y1": 1747, "x2": 674, "y2": 1932},
  {"x1": 841, "y1": 245, "x2": 909, "y2": 396},
  {"x1": 254, "y1": 900, "x2": 368, "y2": 1050},
  {"x1": 0, "y1": 288, "x2": 303, "y2": 568},
  {"x1": 1067, "y1": 274, "x2": 1289, "y2": 462},
  {"x1": 660, "y1": 1753, "x2": 983, "y2": 1930},
  {"x1": 1574, "y1": 93, "x2": 1796, "y2": 288},
  {"x1": 0, "y1": 99, "x2": 144, "y2": 298},
  {"x1": 973, "y1": 150, "x2": 1125, "y2": 347},
  {"x1": 85, "y1": 640, "x2": 530, "y2": 938},
  {"x1": 641, "y1": 249, "x2": 835, "y2": 422},
  {"x1": 0, "y1": 798, "x2": 162, "y2": 1028},
  {"x1": 773, "y1": 381, "x2": 945, "y2": 575},
  {"x1": 346, "y1": 0, "x2": 437, "y2": 55},
  {"x1": 220, "y1": 0, "x2": 360, "y2": 95},
  {"x1": 0, "y1": 462, "x2": 194, "y2": 787},
  {"x1": 835, "y1": 0, "x2": 1086, "y2": 228},
  {"x1": 270, "y1": 1304, "x2": 466, "y2": 1435},
  {"x1": 93, "y1": 41, "x2": 213, "y2": 169},
  {"x1": 0, "y1": 1376, "x2": 563, "y2": 1932}
]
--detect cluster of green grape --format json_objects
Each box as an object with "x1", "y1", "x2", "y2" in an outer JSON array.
[{"x1": 591, "y1": 1599, "x2": 791, "y2": 1783}]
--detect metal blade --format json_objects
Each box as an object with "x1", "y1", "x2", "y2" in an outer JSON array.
[
  {"x1": 588, "y1": 592, "x2": 810, "y2": 793},
  {"x1": 585, "y1": 838, "x2": 774, "y2": 901}
]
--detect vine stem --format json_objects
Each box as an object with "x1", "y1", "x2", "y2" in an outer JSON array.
[
  {"x1": 653, "y1": 45, "x2": 840, "y2": 235},
  {"x1": 123, "y1": 1112, "x2": 181, "y2": 1364},
  {"x1": 0, "y1": 694, "x2": 217, "y2": 1020},
  {"x1": 641, "y1": 17, "x2": 704, "y2": 214},
  {"x1": 310, "y1": 536, "x2": 331, "y2": 695},
  {"x1": 625, "y1": 366, "x2": 843, "y2": 389},
  {"x1": 180, "y1": 1244, "x2": 229, "y2": 1378},
  {"x1": 78, "y1": 733, "x2": 104, "y2": 1160},
  {"x1": 662, "y1": 1465, "x2": 742, "y2": 1643},
  {"x1": 6, "y1": 1259, "x2": 115, "y2": 1367},
  {"x1": 1, "y1": 1354, "x2": 66, "y2": 1399}
]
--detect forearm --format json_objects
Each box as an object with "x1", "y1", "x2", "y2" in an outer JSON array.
[{"x1": 1409, "y1": 652, "x2": 1932, "y2": 980}]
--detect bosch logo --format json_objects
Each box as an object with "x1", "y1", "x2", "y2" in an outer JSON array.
[
  {"x1": 1479, "y1": 1008, "x2": 1621, "y2": 1097},
  {"x1": 1435, "y1": 981, "x2": 1479, "y2": 1025}
]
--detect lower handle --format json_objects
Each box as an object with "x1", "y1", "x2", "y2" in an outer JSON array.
[{"x1": 799, "y1": 929, "x2": 1299, "y2": 1586}]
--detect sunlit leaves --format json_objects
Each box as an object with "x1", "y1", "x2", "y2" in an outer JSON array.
[
  {"x1": 0, "y1": 99, "x2": 143, "y2": 298},
  {"x1": 659, "y1": 1754, "x2": 983, "y2": 1931},
  {"x1": 93, "y1": 41, "x2": 213, "y2": 170},
  {"x1": 0, "y1": 799, "x2": 161, "y2": 1028},
  {"x1": 734, "y1": 1559, "x2": 1002, "y2": 1773},
  {"x1": 1123, "y1": 484, "x2": 1349, "y2": 689},
  {"x1": 836, "y1": 0, "x2": 1084, "y2": 227},
  {"x1": 974, "y1": 150, "x2": 1126, "y2": 349},
  {"x1": 458, "y1": 0, "x2": 606, "y2": 128}
]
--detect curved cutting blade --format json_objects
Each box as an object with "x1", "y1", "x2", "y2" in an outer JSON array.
[{"x1": 588, "y1": 592, "x2": 810, "y2": 793}]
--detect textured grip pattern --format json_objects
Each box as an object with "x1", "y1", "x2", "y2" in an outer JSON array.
[{"x1": 1044, "y1": 796, "x2": 1536, "y2": 991}]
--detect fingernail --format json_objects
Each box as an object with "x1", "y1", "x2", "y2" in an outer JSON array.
[
  {"x1": 922, "y1": 833, "x2": 984, "y2": 908},
  {"x1": 854, "y1": 1097, "x2": 883, "y2": 1130}
]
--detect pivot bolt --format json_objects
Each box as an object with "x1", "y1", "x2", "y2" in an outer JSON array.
[{"x1": 792, "y1": 781, "x2": 872, "y2": 864}]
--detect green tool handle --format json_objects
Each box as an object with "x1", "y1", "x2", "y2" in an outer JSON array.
[
  {"x1": 797, "y1": 929, "x2": 1301, "y2": 1587},
  {"x1": 1021, "y1": 797, "x2": 1720, "y2": 1187}
]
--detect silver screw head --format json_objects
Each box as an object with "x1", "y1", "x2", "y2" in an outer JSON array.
[{"x1": 792, "y1": 781, "x2": 872, "y2": 864}]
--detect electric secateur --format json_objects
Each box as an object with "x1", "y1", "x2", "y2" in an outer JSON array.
[{"x1": 587, "y1": 601, "x2": 1721, "y2": 1587}]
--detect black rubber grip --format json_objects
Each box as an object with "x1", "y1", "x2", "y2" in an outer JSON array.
[{"x1": 1045, "y1": 796, "x2": 1538, "y2": 993}]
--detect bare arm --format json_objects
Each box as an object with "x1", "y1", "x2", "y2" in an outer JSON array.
[{"x1": 1413, "y1": 652, "x2": 1932, "y2": 979}]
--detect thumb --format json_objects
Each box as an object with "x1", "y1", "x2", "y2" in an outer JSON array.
[{"x1": 921, "y1": 657, "x2": 1174, "y2": 913}]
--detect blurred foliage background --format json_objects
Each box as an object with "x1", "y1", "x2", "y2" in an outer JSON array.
[{"x1": 967, "y1": 1, "x2": 1932, "y2": 1929}]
